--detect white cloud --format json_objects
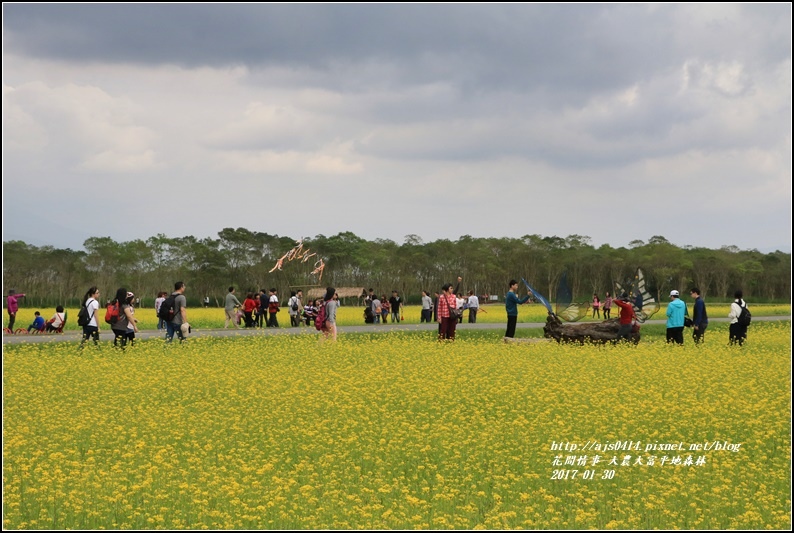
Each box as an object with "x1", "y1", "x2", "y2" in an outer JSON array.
[
  {"x1": 3, "y1": 79, "x2": 159, "y2": 176},
  {"x1": 210, "y1": 147, "x2": 363, "y2": 176}
]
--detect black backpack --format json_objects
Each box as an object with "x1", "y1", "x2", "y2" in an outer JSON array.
[
  {"x1": 737, "y1": 301, "x2": 752, "y2": 327},
  {"x1": 77, "y1": 301, "x2": 92, "y2": 327},
  {"x1": 158, "y1": 293, "x2": 178, "y2": 322}
]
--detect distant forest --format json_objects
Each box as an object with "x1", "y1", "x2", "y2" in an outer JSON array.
[{"x1": 3, "y1": 229, "x2": 791, "y2": 307}]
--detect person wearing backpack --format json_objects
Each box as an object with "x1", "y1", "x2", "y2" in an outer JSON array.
[
  {"x1": 728, "y1": 289, "x2": 749, "y2": 346},
  {"x1": 287, "y1": 290, "x2": 303, "y2": 327},
  {"x1": 154, "y1": 291, "x2": 167, "y2": 331},
  {"x1": 165, "y1": 281, "x2": 189, "y2": 343},
  {"x1": 319, "y1": 287, "x2": 338, "y2": 342},
  {"x1": 79, "y1": 286, "x2": 102, "y2": 348},
  {"x1": 110, "y1": 289, "x2": 138, "y2": 349}
]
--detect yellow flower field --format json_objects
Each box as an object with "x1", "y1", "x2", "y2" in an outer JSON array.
[
  {"x1": 3, "y1": 321, "x2": 790, "y2": 529},
  {"x1": 6, "y1": 303, "x2": 791, "y2": 332}
]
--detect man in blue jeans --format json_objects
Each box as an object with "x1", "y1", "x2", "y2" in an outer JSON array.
[{"x1": 166, "y1": 281, "x2": 189, "y2": 343}]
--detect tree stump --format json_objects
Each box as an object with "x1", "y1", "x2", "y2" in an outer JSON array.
[{"x1": 543, "y1": 315, "x2": 641, "y2": 344}]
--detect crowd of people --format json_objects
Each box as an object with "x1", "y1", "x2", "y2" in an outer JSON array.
[
  {"x1": 5, "y1": 281, "x2": 753, "y2": 347},
  {"x1": 76, "y1": 283, "x2": 187, "y2": 349}
]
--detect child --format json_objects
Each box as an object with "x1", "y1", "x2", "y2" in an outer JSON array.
[
  {"x1": 27, "y1": 311, "x2": 45, "y2": 333},
  {"x1": 303, "y1": 300, "x2": 318, "y2": 326}
]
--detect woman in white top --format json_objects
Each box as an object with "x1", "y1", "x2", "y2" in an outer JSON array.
[
  {"x1": 467, "y1": 291, "x2": 480, "y2": 324},
  {"x1": 456, "y1": 294, "x2": 466, "y2": 324},
  {"x1": 79, "y1": 286, "x2": 102, "y2": 348},
  {"x1": 727, "y1": 289, "x2": 748, "y2": 346},
  {"x1": 46, "y1": 305, "x2": 66, "y2": 332},
  {"x1": 155, "y1": 291, "x2": 167, "y2": 331}
]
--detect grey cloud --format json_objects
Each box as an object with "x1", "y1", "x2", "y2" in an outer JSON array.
[
  {"x1": 8, "y1": 4, "x2": 773, "y2": 95},
  {"x1": 2, "y1": 3, "x2": 790, "y2": 253},
  {"x1": 5, "y1": 4, "x2": 788, "y2": 120}
]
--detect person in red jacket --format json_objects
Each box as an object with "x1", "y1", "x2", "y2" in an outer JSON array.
[
  {"x1": 242, "y1": 292, "x2": 258, "y2": 328},
  {"x1": 612, "y1": 293, "x2": 636, "y2": 342}
]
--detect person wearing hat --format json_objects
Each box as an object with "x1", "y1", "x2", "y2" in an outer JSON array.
[
  {"x1": 665, "y1": 289, "x2": 687, "y2": 345},
  {"x1": 612, "y1": 293, "x2": 636, "y2": 342}
]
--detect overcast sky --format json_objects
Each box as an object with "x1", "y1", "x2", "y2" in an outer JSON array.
[{"x1": 3, "y1": 4, "x2": 791, "y2": 253}]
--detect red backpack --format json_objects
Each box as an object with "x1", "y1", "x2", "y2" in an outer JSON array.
[
  {"x1": 314, "y1": 301, "x2": 327, "y2": 331},
  {"x1": 105, "y1": 302, "x2": 120, "y2": 325}
]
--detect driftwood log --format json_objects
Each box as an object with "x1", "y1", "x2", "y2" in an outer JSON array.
[{"x1": 543, "y1": 315, "x2": 641, "y2": 344}]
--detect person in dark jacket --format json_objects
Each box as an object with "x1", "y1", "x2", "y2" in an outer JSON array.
[
  {"x1": 689, "y1": 288, "x2": 708, "y2": 344},
  {"x1": 504, "y1": 279, "x2": 531, "y2": 339}
]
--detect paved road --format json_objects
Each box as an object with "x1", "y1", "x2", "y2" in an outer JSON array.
[{"x1": 3, "y1": 316, "x2": 789, "y2": 345}]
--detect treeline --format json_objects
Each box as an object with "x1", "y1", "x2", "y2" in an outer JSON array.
[{"x1": 3, "y1": 230, "x2": 790, "y2": 308}]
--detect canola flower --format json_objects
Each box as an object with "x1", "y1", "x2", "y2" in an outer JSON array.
[{"x1": 3, "y1": 321, "x2": 791, "y2": 529}]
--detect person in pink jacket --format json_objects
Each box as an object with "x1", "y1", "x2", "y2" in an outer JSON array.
[{"x1": 6, "y1": 290, "x2": 25, "y2": 332}]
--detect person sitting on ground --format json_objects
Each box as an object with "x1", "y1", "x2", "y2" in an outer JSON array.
[
  {"x1": 46, "y1": 306, "x2": 66, "y2": 332},
  {"x1": 303, "y1": 300, "x2": 318, "y2": 326},
  {"x1": 27, "y1": 311, "x2": 46, "y2": 333}
]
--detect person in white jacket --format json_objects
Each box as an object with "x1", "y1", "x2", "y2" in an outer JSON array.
[{"x1": 727, "y1": 289, "x2": 748, "y2": 346}]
